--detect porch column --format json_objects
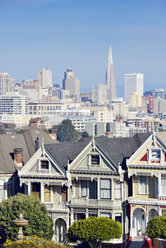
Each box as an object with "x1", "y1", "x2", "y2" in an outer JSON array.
[
  {"x1": 158, "y1": 173, "x2": 161, "y2": 197},
  {"x1": 28, "y1": 182, "x2": 31, "y2": 195},
  {"x1": 41, "y1": 182, "x2": 44, "y2": 202},
  {"x1": 86, "y1": 208, "x2": 88, "y2": 218},
  {"x1": 130, "y1": 214, "x2": 133, "y2": 237},
  {"x1": 111, "y1": 179, "x2": 114, "y2": 200},
  {"x1": 70, "y1": 208, "x2": 74, "y2": 225},
  {"x1": 97, "y1": 178, "x2": 100, "y2": 200}
]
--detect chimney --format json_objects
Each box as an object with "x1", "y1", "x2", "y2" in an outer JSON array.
[
  {"x1": 35, "y1": 137, "x2": 39, "y2": 151},
  {"x1": 13, "y1": 148, "x2": 23, "y2": 168}
]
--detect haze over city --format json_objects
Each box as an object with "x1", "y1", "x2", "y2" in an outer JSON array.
[{"x1": 0, "y1": 0, "x2": 166, "y2": 97}]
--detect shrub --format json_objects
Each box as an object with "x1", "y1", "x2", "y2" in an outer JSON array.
[
  {"x1": 4, "y1": 236, "x2": 72, "y2": 248},
  {"x1": 146, "y1": 214, "x2": 166, "y2": 239},
  {"x1": 67, "y1": 216, "x2": 122, "y2": 248},
  {"x1": 0, "y1": 194, "x2": 53, "y2": 240}
]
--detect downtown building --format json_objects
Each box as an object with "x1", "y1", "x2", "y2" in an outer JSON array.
[
  {"x1": 0, "y1": 72, "x2": 15, "y2": 95},
  {"x1": 37, "y1": 68, "x2": 53, "y2": 88},
  {"x1": 124, "y1": 73, "x2": 144, "y2": 102},
  {"x1": 62, "y1": 68, "x2": 80, "y2": 101},
  {"x1": 106, "y1": 46, "x2": 117, "y2": 101}
]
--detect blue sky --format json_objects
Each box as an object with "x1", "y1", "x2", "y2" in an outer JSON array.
[{"x1": 0, "y1": 0, "x2": 166, "y2": 97}]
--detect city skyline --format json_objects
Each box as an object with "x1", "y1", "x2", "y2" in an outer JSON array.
[{"x1": 0, "y1": 0, "x2": 166, "y2": 97}]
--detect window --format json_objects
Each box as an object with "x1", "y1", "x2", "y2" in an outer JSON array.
[
  {"x1": 44, "y1": 185, "x2": 51, "y2": 202},
  {"x1": 100, "y1": 179, "x2": 111, "y2": 199},
  {"x1": 100, "y1": 212, "x2": 112, "y2": 218},
  {"x1": 161, "y1": 175, "x2": 166, "y2": 196},
  {"x1": 7, "y1": 181, "x2": 13, "y2": 198},
  {"x1": 151, "y1": 149, "x2": 161, "y2": 160},
  {"x1": 40, "y1": 160, "x2": 49, "y2": 170},
  {"x1": 81, "y1": 180, "x2": 87, "y2": 197},
  {"x1": 115, "y1": 181, "x2": 122, "y2": 200},
  {"x1": 115, "y1": 213, "x2": 122, "y2": 224},
  {"x1": 91, "y1": 155, "x2": 100, "y2": 165},
  {"x1": 138, "y1": 176, "x2": 148, "y2": 194},
  {"x1": 62, "y1": 185, "x2": 67, "y2": 202},
  {"x1": 74, "y1": 213, "x2": 85, "y2": 220},
  {"x1": 0, "y1": 180, "x2": 4, "y2": 199}
]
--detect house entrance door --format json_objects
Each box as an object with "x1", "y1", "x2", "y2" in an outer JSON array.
[{"x1": 133, "y1": 208, "x2": 146, "y2": 237}]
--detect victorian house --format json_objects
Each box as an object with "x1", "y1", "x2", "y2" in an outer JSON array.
[
  {"x1": 18, "y1": 133, "x2": 151, "y2": 243},
  {"x1": 127, "y1": 132, "x2": 166, "y2": 238}
]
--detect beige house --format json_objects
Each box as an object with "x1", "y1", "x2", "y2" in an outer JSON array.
[{"x1": 127, "y1": 132, "x2": 166, "y2": 238}]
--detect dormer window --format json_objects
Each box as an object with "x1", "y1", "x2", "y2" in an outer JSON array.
[
  {"x1": 151, "y1": 149, "x2": 161, "y2": 160},
  {"x1": 40, "y1": 160, "x2": 49, "y2": 170},
  {"x1": 91, "y1": 155, "x2": 100, "y2": 165},
  {"x1": 149, "y1": 148, "x2": 161, "y2": 163}
]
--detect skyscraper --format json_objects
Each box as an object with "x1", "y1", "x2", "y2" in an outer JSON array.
[
  {"x1": 124, "y1": 73, "x2": 144, "y2": 101},
  {"x1": 92, "y1": 84, "x2": 107, "y2": 105},
  {"x1": 0, "y1": 72, "x2": 15, "y2": 95},
  {"x1": 37, "y1": 68, "x2": 52, "y2": 88},
  {"x1": 62, "y1": 68, "x2": 80, "y2": 101},
  {"x1": 106, "y1": 46, "x2": 117, "y2": 101}
]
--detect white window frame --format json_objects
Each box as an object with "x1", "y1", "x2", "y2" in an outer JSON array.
[
  {"x1": 114, "y1": 180, "x2": 122, "y2": 200},
  {"x1": 100, "y1": 179, "x2": 111, "y2": 199},
  {"x1": 81, "y1": 180, "x2": 88, "y2": 197},
  {"x1": 38, "y1": 158, "x2": 50, "y2": 171},
  {"x1": 138, "y1": 176, "x2": 148, "y2": 194},
  {"x1": 161, "y1": 175, "x2": 166, "y2": 196}
]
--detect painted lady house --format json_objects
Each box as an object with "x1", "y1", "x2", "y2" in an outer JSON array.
[
  {"x1": 127, "y1": 132, "x2": 166, "y2": 238},
  {"x1": 18, "y1": 133, "x2": 152, "y2": 243}
]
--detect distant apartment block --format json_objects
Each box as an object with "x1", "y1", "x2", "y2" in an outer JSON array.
[
  {"x1": 92, "y1": 84, "x2": 107, "y2": 105},
  {"x1": 125, "y1": 73, "x2": 144, "y2": 101},
  {"x1": 0, "y1": 73, "x2": 15, "y2": 95},
  {"x1": 0, "y1": 95, "x2": 27, "y2": 115},
  {"x1": 62, "y1": 68, "x2": 80, "y2": 101},
  {"x1": 128, "y1": 118, "x2": 160, "y2": 132},
  {"x1": 37, "y1": 68, "x2": 52, "y2": 88}
]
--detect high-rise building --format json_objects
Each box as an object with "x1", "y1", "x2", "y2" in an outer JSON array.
[
  {"x1": 92, "y1": 84, "x2": 107, "y2": 105},
  {"x1": 37, "y1": 68, "x2": 52, "y2": 88},
  {"x1": 62, "y1": 68, "x2": 80, "y2": 101},
  {"x1": 124, "y1": 73, "x2": 144, "y2": 101},
  {"x1": 0, "y1": 73, "x2": 15, "y2": 95},
  {"x1": 106, "y1": 46, "x2": 117, "y2": 101}
]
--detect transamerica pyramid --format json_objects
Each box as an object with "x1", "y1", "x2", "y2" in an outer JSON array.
[{"x1": 106, "y1": 46, "x2": 117, "y2": 101}]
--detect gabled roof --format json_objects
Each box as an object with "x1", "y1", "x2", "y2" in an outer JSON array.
[
  {"x1": 44, "y1": 133, "x2": 151, "y2": 169},
  {"x1": 45, "y1": 138, "x2": 91, "y2": 169},
  {"x1": 0, "y1": 128, "x2": 58, "y2": 173}
]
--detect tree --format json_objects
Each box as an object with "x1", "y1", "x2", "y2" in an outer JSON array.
[
  {"x1": 0, "y1": 194, "x2": 53, "y2": 240},
  {"x1": 81, "y1": 131, "x2": 89, "y2": 138},
  {"x1": 66, "y1": 217, "x2": 122, "y2": 248},
  {"x1": 146, "y1": 214, "x2": 166, "y2": 239},
  {"x1": 57, "y1": 119, "x2": 79, "y2": 142}
]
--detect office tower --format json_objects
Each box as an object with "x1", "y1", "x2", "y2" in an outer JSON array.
[
  {"x1": 106, "y1": 46, "x2": 117, "y2": 101},
  {"x1": 124, "y1": 73, "x2": 144, "y2": 101},
  {"x1": 62, "y1": 68, "x2": 80, "y2": 100},
  {"x1": 0, "y1": 73, "x2": 15, "y2": 95},
  {"x1": 37, "y1": 68, "x2": 52, "y2": 88},
  {"x1": 92, "y1": 84, "x2": 107, "y2": 104}
]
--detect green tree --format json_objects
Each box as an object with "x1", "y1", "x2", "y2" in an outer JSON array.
[
  {"x1": 66, "y1": 217, "x2": 122, "y2": 248},
  {"x1": 81, "y1": 131, "x2": 89, "y2": 138},
  {"x1": 0, "y1": 194, "x2": 53, "y2": 240},
  {"x1": 146, "y1": 214, "x2": 166, "y2": 239},
  {"x1": 57, "y1": 119, "x2": 79, "y2": 142}
]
